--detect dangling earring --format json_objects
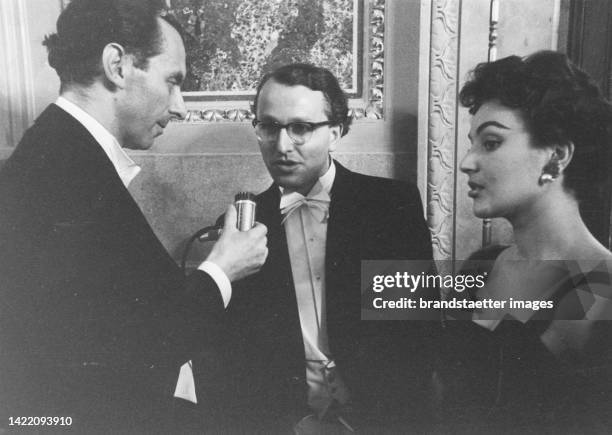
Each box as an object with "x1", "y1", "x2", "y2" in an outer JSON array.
[{"x1": 538, "y1": 156, "x2": 561, "y2": 185}]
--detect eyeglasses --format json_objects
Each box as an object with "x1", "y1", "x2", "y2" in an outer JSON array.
[{"x1": 252, "y1": 119, "x2": 333, "y2": 145}]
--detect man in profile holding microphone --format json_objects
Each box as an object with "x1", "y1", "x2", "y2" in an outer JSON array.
[
  {"x1": 0, "y1": 0, "x2": 267, "y2": 432},
  {"x1": 200, "y1": 64, "x2": 436, "y2": 432}
]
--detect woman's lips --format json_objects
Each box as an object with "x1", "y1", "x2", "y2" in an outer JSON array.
[{"x1": 467, "y1": 181, "x2": 484, "y2": 197}]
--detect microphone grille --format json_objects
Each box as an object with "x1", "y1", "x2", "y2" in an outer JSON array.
[{"x1": 235, "y1": 192, "x2": 256, "y2": 201}]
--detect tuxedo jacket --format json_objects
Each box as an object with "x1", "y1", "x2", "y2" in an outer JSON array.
[
  {"x1": 0, "y1": 104, "x2": 223, "y2": 433},
  {"x1": 206, "y1": 161, "x2": 437, "y2": 427}
]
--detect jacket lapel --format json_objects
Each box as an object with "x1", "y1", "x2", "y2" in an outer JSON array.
[{"x1": 325, "y1": 162, "x2": 361, "y2": 357}]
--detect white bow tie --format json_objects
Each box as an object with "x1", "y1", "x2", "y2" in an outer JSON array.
[{"x1": 280, "y1": 189, "x2": 331, "y2": 224}]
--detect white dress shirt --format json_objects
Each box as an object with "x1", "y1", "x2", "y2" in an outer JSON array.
[
  {"x1": 281, "y1": 161, "x2": 350, "y2": 416},
  {"x1": 54, "y1": 97, "x2": 231, "y2": 403},
  {"x1": 55, "y1": 96, "x2": 141, "y2": 186}
]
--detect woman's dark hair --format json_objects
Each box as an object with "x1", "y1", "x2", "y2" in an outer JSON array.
[
  {"x1": 252, "y1": 63, "x2": 352, "y2": 137},
  {"x1": 460, "y1": 50, "x2": 612, "y2": 201},
  {"x1": 43, "y1": 0, "x2": 178, "y2": 88}
]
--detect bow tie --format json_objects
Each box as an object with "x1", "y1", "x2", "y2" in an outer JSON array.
[{"x1": 280, "y1": 189, "x2": 331, "y2": 224}]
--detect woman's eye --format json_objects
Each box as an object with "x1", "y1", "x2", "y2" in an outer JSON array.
[{"x1": 482, "y1": 139, "x2": 501, "y2": 151}]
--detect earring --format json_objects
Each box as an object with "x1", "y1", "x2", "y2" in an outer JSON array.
[
  {"x1": 538, "y1": 156, "x2": 561, "y2": 185},
  {"x1": 539, "y1": 173, "x2": 554, "y2": 184}
]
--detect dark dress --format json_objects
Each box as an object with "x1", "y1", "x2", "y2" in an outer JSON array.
[{"x1": 439, "y1": 246, "x2": 612, "y2": 434}]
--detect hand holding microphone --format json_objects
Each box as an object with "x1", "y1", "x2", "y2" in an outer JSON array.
[{"x1": 205, "y1": 194, "x2": 268, "y2": 282}]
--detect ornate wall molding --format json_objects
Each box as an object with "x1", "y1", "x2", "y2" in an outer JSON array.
[
  {"x1": 177, "y1": 0, "x2": 385, "y2": 123},
  {"x1": 363, "y1": 0, "x2": 385, "y2": 119},
  {"x1": 425, "y1": 0, "x2": 460, "y2": 261}
]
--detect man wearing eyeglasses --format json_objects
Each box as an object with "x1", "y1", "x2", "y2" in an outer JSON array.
[{"x1": 197, "y1": 64, "x2": 436, "y2": 432}]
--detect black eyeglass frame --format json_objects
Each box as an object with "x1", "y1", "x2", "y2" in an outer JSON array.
[{"x1": 251, "y1": 119, "x2": 334, "y2": 145}]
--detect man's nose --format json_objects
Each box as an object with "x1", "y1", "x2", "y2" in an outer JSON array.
[
  {"x1": 169, "y1": 87, "x2": 187, "y2": 120},
  {"x1": 275, "y1": 127, "x2": 295, "y2": 153}
]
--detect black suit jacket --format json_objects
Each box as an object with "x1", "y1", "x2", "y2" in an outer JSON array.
[
  {"x1": 0, "y1": 105, "x2": 223, "y2": 433},
  {"x1": 205, "y1": 162, "x2": 436, "y2": 429}
]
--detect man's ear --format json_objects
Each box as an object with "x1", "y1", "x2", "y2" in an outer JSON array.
[
  {"x1": 101, "y1": 43, "x2": 129, "y2": 89},
  {"x1": 328, "y1": 124, "x2": 342, "y2": 152}
]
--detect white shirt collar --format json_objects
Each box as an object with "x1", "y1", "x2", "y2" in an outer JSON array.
[
  {"x1": 279, "y1": 158, "x2": 336, "y2": 197},
  {"x1": 54, "y1": 96, "x2": 141, "y2": 187},
  {"x1": 317, "y1": 159, "x2": 336, "y2": 195}
]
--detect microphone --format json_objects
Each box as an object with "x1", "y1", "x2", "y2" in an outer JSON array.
[
  {"x1": 234, "y1": 191, "x2": 256, "y2": 231},
  {"x1": 198, "y1": 192, "x2": 256, "y2": 241}
]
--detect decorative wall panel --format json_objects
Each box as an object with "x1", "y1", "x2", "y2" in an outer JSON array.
[
  {"x1": 426, "y1": 0, "x2": 460, "y2": 261},
  {"x1": 0, "y1": 0, "x2": 35, "y2": 148}
]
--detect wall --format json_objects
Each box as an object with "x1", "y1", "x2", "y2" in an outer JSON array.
[{"x1": 0, "y1": 0, "x2": 61, "y2": 155}]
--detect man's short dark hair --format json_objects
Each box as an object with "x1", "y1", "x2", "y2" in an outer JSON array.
[
  {"x1": 43, "y1": 0, "x2": 181, "y2": 88},
  {"x1": 253, "y1": 63, "x2": 352, "y2": 137}
]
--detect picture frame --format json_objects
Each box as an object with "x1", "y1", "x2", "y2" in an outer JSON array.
[
  {"x1": 60, "y1": 0, "x2": 385, "y2": 122},
  {"x1": 171, "y1": 0, "x2": 385, "y2": 122},
  {"x1": 168, "y1": 0, "x2": 363, "y2": 100}
]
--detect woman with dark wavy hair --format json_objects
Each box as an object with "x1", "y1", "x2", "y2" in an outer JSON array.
[{"x1": 440, "y1": 51, "x2": 612, "y2": 433}]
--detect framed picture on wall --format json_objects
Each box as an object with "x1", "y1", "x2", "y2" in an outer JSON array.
[
  {"x1": 165, "y1": 0, "x2": 384, "y2": 122},
  {"x1": 167, "y1": 0, "x2": 384, "y2": 121},
  {"x1": 164, "y1": 0, "x2": 363, "y2": 101},
  {"x1": 60, "y1": 0, "x2": 385, "y2": 121}
]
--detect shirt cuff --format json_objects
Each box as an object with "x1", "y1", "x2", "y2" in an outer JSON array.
[{"x1": 198, "y1": 260, "x2": 232, "y2": 308}]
